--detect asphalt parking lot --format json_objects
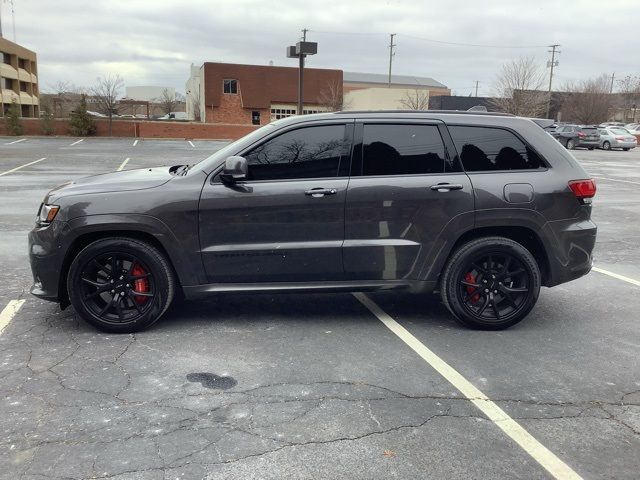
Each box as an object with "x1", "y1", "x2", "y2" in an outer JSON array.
[{"x1": 0, "y1": 136, "x2": 638, "y2": 480}]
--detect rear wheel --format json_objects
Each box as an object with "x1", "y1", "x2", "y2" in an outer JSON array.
[
  {"x1": 566, "y1": 139, "x2": 576, "y2": 150},
  {"x1": 440, "y1": 237, "x2": 541, "y2": 330},
  {"x1": 67, "y1": 238, "x2": 175, "y2": 333},
  {"x1": 602, "y1": 141, "x2": 611, "y2": 150},
  {"x1": 623, "y1": 148, "x2": 630, "y2": 151}
]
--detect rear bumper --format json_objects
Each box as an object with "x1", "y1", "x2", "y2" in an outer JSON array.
[
  {"x1": 542, "y1": 217, "x2": 597, "y2": 287},
  {"x1": 610, "y1": 141, "x2": 637, "y2": 149},
  {"x1": 576, "y1": 139, "x2": 600, "y2": 147}
]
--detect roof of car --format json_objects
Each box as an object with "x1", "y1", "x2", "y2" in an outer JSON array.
[{"x1": 270, "y1": 110, "x2": 546, "y2": 130}]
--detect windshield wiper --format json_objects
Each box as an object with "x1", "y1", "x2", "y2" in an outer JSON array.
[{"x1": 170, "y1": 164, "x2": 191, "y2": 176}]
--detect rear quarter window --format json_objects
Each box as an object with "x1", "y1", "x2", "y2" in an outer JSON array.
[{"x1": 448, "y1": 125, "x2": 545, "y2": 172}]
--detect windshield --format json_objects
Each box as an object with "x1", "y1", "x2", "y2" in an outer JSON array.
[{"x1": 610, "y1": 128, "x2": 630, "y2": 135}]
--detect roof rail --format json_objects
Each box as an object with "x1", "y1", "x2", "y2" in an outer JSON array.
[{"x1": 333, "y1": 109, "x2": 514, "y2": 117}]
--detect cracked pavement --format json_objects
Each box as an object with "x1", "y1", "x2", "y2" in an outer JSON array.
[{"x1": 1, "y1": 139, "x2": 639, "y2": 479}]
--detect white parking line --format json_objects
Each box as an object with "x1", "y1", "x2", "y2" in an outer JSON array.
[
  {"x1": 0, "y1": 157, "x2": 47, "y2": 177},
  {"x1": 594, "y1": 176, "x2": 640, "y2": 186},
  {"x1": 188, "y1": 140, "x2": 195, "y2": 148},
  {"x1": 592, "y1": 267, "x2": 640, "y2": 287},
  {"x1": 0, "y1": 300, "x2": 25, "y2": 335},
  {"x1": 69, "y1": 139, "x2": 84, "y2": 146},
  {"x1": 133, "y1": 139, "x2": 139, "y2": 147},
  {"x1": 354, "y1": 292, "x2": 583, "y2": 480},
  {"x1": 4, "y1": 138, "x2": 27, "y2": 145},
  {"x1": 117, "y1": 158, "x2": 130, "y2": 171}
]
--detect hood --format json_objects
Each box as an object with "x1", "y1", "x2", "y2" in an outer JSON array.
[{"x1": 45, "y1": 167, "x2": 174, "y2": 201}]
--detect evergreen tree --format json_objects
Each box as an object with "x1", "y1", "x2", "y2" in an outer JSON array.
[
  {"x1": 40, "y1": 98, "x2": 55, "y2": 135},
  {"x1": 69, "y1": 95, "x2": 96, "y2": 136},
  {"x1": 5, "y1": 100, "x2": 23, "y2": 136}
]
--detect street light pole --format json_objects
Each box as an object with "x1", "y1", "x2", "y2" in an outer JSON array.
[{"x1": 287, "y1": 38, "x2": 317, "y2": 116}]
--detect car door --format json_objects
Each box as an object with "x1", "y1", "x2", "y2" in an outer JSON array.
[
  {"x1": 343, "y1": 120, "x2": 474, "y2": 281},
  {"x1": 199, "y1": 121, "x2": 353, "y2": 283}
]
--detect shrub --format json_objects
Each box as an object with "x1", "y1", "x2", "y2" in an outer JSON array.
[
  {"x1": 5, "y1": 100, "x2": 24, "y2": 136},
  {"x1": 40, "y1": 98, "x2": 55, "y2": 135},
  {"x1": 69, "y1": 95, "x2": 96, "y2": 136}
]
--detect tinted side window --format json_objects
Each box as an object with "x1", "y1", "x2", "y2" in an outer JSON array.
[
  {"x1": 362, "y1": 124, "x2": 446, "y2": 176},
  {"x1": 244, "y1": 125, "x2": 346, "y2": 181},
  {"x1": 448, "y1": 126, "x2": 544, "y2": 172}
]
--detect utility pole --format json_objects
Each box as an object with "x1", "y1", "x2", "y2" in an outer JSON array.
[
  {"x1": 287, "y1": 34, "x2": 317, "y2": 115},
  {"x1": 474, "y1": 80, "x2": 479, "y2": 97},
  {"x1": 388, "y1": 33, "x2": 396, "y2": 88},
  {"x1": 609, "y1": 72, "x2": 615, "y2": 93},
  {"x1": 546, "y1": 44, "x2": 560, "y2": 118},
  {"x1": 301, "y1": 28, "x2": 308, "y2": 42}
]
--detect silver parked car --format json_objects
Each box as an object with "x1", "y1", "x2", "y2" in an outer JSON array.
[{"x1": 597, "y1": 127, "x2": 638, "y2": 151}]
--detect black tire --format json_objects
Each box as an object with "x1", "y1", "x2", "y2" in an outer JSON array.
[
  {"x1": 440, "y1": 237, "x2": 541, "y2": 330},
  {"x1": 566, "y1": 139, "x2": 575, "y2": 150},
  {"x1": 588, "y1": 147, "x2": 594, "y2": 150},
  {"x1": 623, "y1": 148, "x2": 630, "y2": 151},
  {"x1": 602, "y1": 141, "x2": 611, "y2": 150},
  {"x1": 67, "y1": 238, "x2": 175, "y2": 333}
]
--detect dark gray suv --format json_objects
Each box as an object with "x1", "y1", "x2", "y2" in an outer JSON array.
[{"x1": 29, "y1": 111, "x2": 597, "y2": 332}]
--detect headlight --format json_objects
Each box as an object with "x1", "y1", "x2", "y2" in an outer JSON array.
[{"x1": 37, "y1": 204, "x2": 60, "y2": 226}]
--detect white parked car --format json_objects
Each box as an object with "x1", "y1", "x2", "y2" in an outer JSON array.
[
  {"x1": 597, "y1": 127, "x2": 638, "y2": 151},
  {"x1": 624, "y1": 123, "x2": 640, "y2": 135}
]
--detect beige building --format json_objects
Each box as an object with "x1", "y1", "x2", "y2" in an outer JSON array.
[
  {"x1": 344, "y1": 87, "x2": 431, "y2": 111},
  {"x1": 1, "y1": 37, "x2": 38, "y2": 117}
]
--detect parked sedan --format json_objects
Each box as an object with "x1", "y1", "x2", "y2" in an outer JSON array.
[
  {"x1": 598, "y1": 127, "x2": 638, "y2": 150},
  {"x1": 552, "y1": 125, "x2": 601, "y2": 149}
]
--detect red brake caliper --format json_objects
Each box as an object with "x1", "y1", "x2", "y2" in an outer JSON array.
[
  {"x1": 131, "y1": 262, "x2": 150, "y2": 304},
  {"x1": 464, "y1": 272, "x2": 481, "y2": 303}
]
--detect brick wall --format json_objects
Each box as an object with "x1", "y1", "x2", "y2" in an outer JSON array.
[
  {"x1": 0, "y1": 118, "x2": 259, "y2": 140},
  {"x1": 206, "y1": 86, "x2": 270, "y2": 125}
]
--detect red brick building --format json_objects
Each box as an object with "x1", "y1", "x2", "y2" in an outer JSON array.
[{"x1": 186, "y1": 62, "x2": 343, "y2": 125}]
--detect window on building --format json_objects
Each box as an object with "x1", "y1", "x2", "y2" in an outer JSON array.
[
  {"x1": 2, "y1": 53, "x2": 11, "y2": 65},
  {"x1": 244, "y1": 125, "x2": 347, "y2": 181},
  {"x1": 3, "y1": 78, "x2": 12, "y2": 89},
  {"x1": 18, "y1": 58, "x2": 26, "y2": 69},
  {"x1": 269, "y1": 107, "x2": 324, "y2": 121},
  {"x1": 223, "y1": 79, "x2": 238, "y2": 94},
  {"x1": 19, "y1": 81, "x2": 28, "y2": 92},
  {"x1": 251, "y1": 111, "x2": 260, "y2": 125},
  {"x1": 448, "y1": 125, "x2": 544, "y2": 172},
  {"x1": 361, "y1": 124, "x2": 447, "y2": 176}
]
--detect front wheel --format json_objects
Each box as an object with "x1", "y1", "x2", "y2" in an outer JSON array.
[
  {"x1": 566, "y1": 139, "x2": 576, "y2": 150},
  {"x1": 602, "y1": 141, "x2": 611, "y2": 150},
  {"x1": 67, "y1": 238, "x2": 175, "y2": 333},
  {"x1": 440, "y1": 237, "x2": 541, "y2": 330}
]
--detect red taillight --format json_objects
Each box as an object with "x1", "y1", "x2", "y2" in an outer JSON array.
[
  {"x1": 615, "y1": 136, "x2": 625, "y2": 141},
  {"x1": 568, "y1": 179, "x2": 596, "y2": 199},
  {"x1": 577, "y1": 132, "x2": 586, "y2": 138}
]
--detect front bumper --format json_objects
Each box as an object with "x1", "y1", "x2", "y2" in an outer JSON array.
[{"x1": 28, "y1": 220, "x2": 69, "y2": 303}]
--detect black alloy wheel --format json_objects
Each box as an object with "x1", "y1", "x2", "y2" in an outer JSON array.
[
  {"x1": 457, "y1": 253, "x2": 530, "y2": 323},
  {"x1": 78, "y1": 253, "x2": 156, "y2": 324},
  {"x1": 441, "y1": 237, "x2": 541, "y2": 330},
  {"x1": 67, "y1": 238, "x2": 175, "y2": 332}
]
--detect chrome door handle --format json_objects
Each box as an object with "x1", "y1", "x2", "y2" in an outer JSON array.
[
  {"x1": 430, "y1": 183, "x2": 463, "y2": 191},
  {"x1": 305, "y1": 188, "x2": 337, "y2": 197}
]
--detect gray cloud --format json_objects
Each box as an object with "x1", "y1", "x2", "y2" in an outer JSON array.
[{"x1": 6, "y1": 0, "x2": 639, "y2": 96}]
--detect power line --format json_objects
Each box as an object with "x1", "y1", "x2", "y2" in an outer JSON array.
[{"x1": 309, "y1": 29, "x2": 549, "y2": 49}]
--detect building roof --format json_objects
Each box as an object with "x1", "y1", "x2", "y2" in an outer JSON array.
[
  {"x1": 203, "y1": 62, "x2": 342, "y2": 109},
  {"x1": 344, "y1": 71, "x2": 447, "y2": 89}
]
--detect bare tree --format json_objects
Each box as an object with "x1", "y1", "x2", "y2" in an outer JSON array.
[
  {"x1": 399, "y1": 89, "x2": 430, "y2": 110},
  {"x1": 157, "y1": 88, "x2": 178, "y2": 115},
  {"x1": 490, "y1": 57, "x2": 548, "y2": 117},
  {"x1": 318, "y1": 80, "x2": 346, "y2": 111},
  {"x1": 616, "y1": 75, "x2": 640, "y2": 122},
  {"x1": 560, "y1": 74, "x2": 613, "y2": 124},
  {"x1": 91, "y1": 74, "x2": 124, "y2": 135},
  {"x1": 190, "y1": 88, "x2": 202, "y2": 121},
  {"x1": 44, "y1": 81, "x2": 85, "y2": 117}
]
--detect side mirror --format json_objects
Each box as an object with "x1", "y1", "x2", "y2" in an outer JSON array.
[{"x1": 220, "y1": 156, "x2": 247, "y2": 184}]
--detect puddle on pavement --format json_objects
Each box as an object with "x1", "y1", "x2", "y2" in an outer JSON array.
[{"x1": 186, "y1": 372, "x2": 237, "y2": 390}]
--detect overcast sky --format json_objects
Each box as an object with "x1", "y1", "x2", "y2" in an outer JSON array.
[{"x1": 4, "y1": 0, "x2": 639, "y2": 96}]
